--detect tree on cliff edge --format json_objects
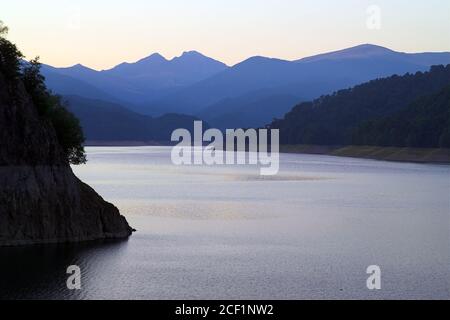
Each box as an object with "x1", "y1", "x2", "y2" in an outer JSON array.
[{"x1": 0, "y1": 20, "x2": 86, "y2": 164}]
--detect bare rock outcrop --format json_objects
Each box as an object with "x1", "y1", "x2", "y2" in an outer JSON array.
[{"x1": 0, "y1": 71, "x2": 133, "y2": 246}]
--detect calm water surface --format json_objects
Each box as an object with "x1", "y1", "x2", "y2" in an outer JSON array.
[{"x1": 0, "y1": 147, "x2": 449, "y2": 299}]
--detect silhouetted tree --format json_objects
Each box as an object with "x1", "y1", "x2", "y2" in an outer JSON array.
[
  {"x1": 0, "y1": 20, "x2": 23, "y2": 81},
  {"x1": 0, "y1": 22, "x2": 87, "y2": 164},
  {"x1": 21, "y1": 57, "x2": 87, "y2": 164},
  {"x1": 0, "y1": 20, "x2": 8, "y2": 35}
]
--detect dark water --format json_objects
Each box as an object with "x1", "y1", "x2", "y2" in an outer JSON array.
[
  {"x1": 0, "y1": 147, "x2": 449, "y2": 299},
  {"x1": 0, "y1": 240, "x2": 129, "y2": 299}
]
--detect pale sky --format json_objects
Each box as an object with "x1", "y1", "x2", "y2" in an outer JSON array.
[{"x1": 2, "y1": 0, "x2": 450, "y2": 70}]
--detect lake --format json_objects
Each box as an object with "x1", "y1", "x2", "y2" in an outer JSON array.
[{"x1": 0, "y1": 146, "x2": 449, "y2": 299}]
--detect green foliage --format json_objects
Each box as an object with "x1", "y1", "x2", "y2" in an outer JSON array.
[
  {"x1": 22, "y1": 58, "x2": 51, "y2": 114},
  {"x1": 270, "y1": 65, "x2": 450, "y2": 147},
  {"x1": 0, "y1": 21, "x2": 8, "y2": 35},
  {"x1": 21, "y1": 58, "x2": 87, "y2": 164},
  {"x1": 353, "y1": 86, "x2": 450, "y2": 148},
  {"x1": 49, "y1": 96, "x2": 87, "y2": 164},
  {"x1": 439, "y1": 127, "x2": 450, "y2": 148},
  {"x1": 0, "y1": 20, "x2": 23, "y2": 81},
  {"x1": 0, "y1": 21, "x2": 86, "y2": 164}
]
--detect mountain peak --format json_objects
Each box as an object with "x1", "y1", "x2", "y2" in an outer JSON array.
[
  {"x1": 235, "y1": 56, "x2": 289, "y2": 68},
  {"x1": 170, "y1": 51, "x2": 228, "y2": 68},
  {"x1": 60, "y1": 63, "x2": 98, "y2": 73},
  {"x1": 181, "y1": 50, "x2": 203, "y2": 57},
  {"x1": 298, "y1": 44, "x2": 396, "y2": 63},
  {"x1": 345, "y1": 44, "x2": 395, "y2": 54},
  {"x1": 138, "y1": 52, "x2": 167, "y2": 64},
  {"x1": 172, "y1": 50, "x2": 210, "y2": 62},
  {"x1": 70, "y1": 63, "x2": 90, "y2": 70}
]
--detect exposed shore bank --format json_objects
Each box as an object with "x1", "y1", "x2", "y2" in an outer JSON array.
[
  {"x1": 84, "y1": 142, "x2": 450, "y2": 164},
  {"x1": 280, "y1": 145, "x2": 450, "y2": 164}
]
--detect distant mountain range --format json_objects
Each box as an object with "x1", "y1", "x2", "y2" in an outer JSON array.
[
  {"x1": 63, "y1": 95, "x2": 202, "y2": 144},
  {"x1": 42, "y1": 50, "x2": 227, "y2": 113},
  {"x1": 42, "y1": 44, "x2": 450, "y2": 131},
  {"x1": 198, "y1": 91, "x2": 301, "y2": 130}
]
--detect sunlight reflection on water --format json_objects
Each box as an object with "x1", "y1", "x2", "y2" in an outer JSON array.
[{"x1": 1, "y1": 147, "x2": 448, "y2": 299}]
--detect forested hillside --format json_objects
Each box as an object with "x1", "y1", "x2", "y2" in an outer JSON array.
[
  {"x1": 353, "y1": 85, "x2": 450, "y2": 148},
  {"x1": 269, "y1": 65, "x2": 450, "y2": 146}
]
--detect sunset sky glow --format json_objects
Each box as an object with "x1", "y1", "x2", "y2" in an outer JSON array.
[{"x1": 2, "y1": 0, "x2": 450, "y2": 70}]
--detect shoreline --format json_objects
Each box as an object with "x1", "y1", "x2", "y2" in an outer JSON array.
[
  {"x1": 84, "y1": 141, "x2": 450, "y2": 164},
  {"x1": 85, "y1": 140, "x2": 165, "y2": 147},
  {"x1": 280, "y1": 145, "x2": 450, "y2": 164}
]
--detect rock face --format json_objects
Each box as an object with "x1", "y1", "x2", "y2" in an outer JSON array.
[{"x1": 0, "y1": 71, "x2": 133, "y2": 246}]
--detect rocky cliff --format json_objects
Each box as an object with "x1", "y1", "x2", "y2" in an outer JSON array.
[{"x1": 0, "y1": 71, "x2": 133, "y2": 246}]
